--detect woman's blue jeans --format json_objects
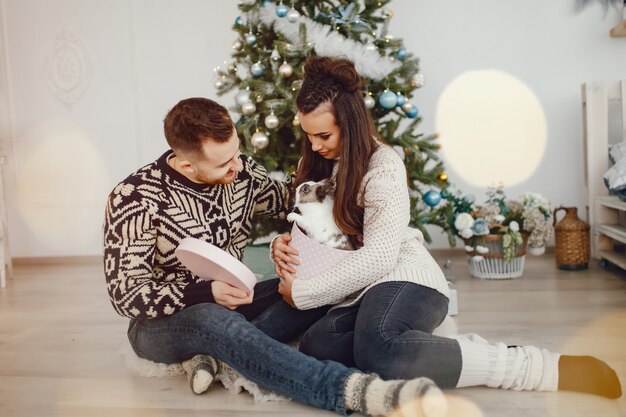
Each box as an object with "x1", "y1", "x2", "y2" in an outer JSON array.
[
  {"x1": 299, "y1": 281, "x2": 463, "y2": 388},
  {"x1": 127, "y1": 279, "x2": 352, "y2": 414}
]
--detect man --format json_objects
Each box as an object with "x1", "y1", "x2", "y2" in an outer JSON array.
[{"x1": 102, "y1": 97, "x2": 445, "y2": 416}]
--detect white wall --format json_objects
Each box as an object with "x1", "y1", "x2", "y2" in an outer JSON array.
[{"x1": 1, "y1": 0, "x2": 624, "y2": 257}]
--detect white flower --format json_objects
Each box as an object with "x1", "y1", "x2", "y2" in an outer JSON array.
[
  {"x1": 464, "y1": 245, "x2": 474, "y2": 252},
  {"x1": 495, "y1": 214, "x2": 505, "y2": 223},
  {"x1": 472, "y1": 255, "x2": 484, "y2": 262},
  {"x1": 509, "y1": 221, "x2": 519, "y2": 232},
  {"x1": 476, "y1": 245, "x2": 490, "y2": 254},
  {"x1": 460, "y1": 228, "x2": 474, "y2": 239},
  {"x1": 454, "y1": 213, "x2": 475, "y2": 230}
]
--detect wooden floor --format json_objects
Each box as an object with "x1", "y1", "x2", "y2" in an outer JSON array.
[{"x1": 1, "y1": 250, "x2": 625, "y2": 417}]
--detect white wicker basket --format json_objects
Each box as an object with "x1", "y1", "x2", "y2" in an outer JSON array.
[
  {"x1": 467, "y1": 255, "x2": 526, "y2": 279},
  {"x1": 464, "y1": 233, "x2": 529, "y2": 280}
]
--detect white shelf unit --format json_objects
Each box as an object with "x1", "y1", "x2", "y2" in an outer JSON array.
[
  {"x1": 582, "y1": 80, "x2": 626, "y2": 267},
  {"x1": 594, "y1": 196, "x2": 626, "y2": 270}
]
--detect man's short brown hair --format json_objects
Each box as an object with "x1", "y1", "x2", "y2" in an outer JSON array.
[{"x1": 163, "y1": 97, "x2": 234, "y2": 155}]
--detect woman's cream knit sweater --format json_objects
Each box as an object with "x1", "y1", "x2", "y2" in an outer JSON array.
[{"x1": 291, "y1": 144, "x2": 450, "y2": 310}]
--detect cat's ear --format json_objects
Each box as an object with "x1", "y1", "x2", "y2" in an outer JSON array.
[{"x1": 324, "y1": 178, "x2": 336, "y2": 193}]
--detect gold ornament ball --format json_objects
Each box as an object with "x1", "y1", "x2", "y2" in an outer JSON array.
[
  {"x1": 438, "y1": 172, "x2": 448, "y2": 183},
  {"x1": 292, "y1": 114, "x2": 300, "y2": 126},
  {"x1": 382, "y1": 8, "x2": 393, "y2": 19},
  {"x1": 228, "y1": 63, "x2": 237, "y2": 74}
]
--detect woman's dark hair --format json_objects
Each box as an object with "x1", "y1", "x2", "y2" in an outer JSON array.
[
  {"x1": 294, "y1": 55, "x2": 382, "y2": 239},
  {"x1": 163, "y1": 97, "x2": 234, "y2": 155}
]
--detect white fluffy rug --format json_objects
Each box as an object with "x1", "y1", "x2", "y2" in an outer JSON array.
[{"x1": 120, "y1": 315, "x2": 458, "y2": 402}]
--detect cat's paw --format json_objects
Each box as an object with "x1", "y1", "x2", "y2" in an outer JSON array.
[{"x1": 287, "y1": 212, "x2": 299, "y2": 223}]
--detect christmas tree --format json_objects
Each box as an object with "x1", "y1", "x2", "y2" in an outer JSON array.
[{"x1": 215, "y1": 0, "x2": 455, "y2": 244}]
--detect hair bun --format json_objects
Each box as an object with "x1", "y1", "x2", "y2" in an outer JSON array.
[{"x1": 303, "y1": 55, "x2": 362, "y2": 93}]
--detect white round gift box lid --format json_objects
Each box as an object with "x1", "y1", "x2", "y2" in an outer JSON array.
[{"x1": 175, "y1": 237, "x2": 257, "y2": 293}]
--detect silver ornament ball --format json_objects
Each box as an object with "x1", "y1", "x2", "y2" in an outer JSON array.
[
  {"x1": 251, "y1": 131, "x2": 270, "y2": 150},
  {"x1": 401, "y1": 102, "x2": 413, "y2": 113},
  {"x1": 214, "y1": 79, "x2": 224, "y2": 89},
  {"x1": 278, "y1": 62, "x2": 293, "y2": 78},
  {"x1": 364, "y1": 95, "x2": 375, "y2": 109},
  {"x1": 287, "y1": 8, "x2": 300, "y2": 22},
  {"x1": 264, "y1": 113, "x2": 279, "y2": 129},
  {"x1": 241, "y1": 102, "x2": 256, "y2": 115},
  {"x1": 235, "y1": 90, "x2": 251, "y2": 106}
]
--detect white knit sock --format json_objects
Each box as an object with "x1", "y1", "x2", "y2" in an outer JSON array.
[
  {"x1": 452, "y1": 334, "x2": 560, "y2": 391},
  {"x1": 181, "y1": 354, "x2": 220, "y2": 395},
  {"x1": 344, "y1": 372, "x2": 447, "y2": 417}
]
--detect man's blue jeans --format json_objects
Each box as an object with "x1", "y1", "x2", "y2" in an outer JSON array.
[
  {"x1": 299, "y1": 281, "x2": 463, "y2": 388},
  {"x1": 126, "y1": 279, "x2": 353, "y2": 414}
]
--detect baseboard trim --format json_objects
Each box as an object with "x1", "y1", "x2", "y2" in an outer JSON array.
[{"x1": 13, "y1": 255, "x2": 102, "y2": 266}]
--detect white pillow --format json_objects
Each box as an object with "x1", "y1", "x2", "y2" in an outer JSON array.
[{"x1": 609, "y1": 142, "x2": 626, "y2": 164}]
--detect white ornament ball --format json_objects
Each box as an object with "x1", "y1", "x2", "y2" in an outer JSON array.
[
  {"x1": 235, "y1": 90, "x2": 251, "y2": 106},
  {"x1": 278, "y1": 62, "x2": 293, "y2": 78},
  {"x1": 241, "y1": 102, "x2": 256, "y2": 115},
  {"x1": 214, "y1": 79, "x2": 224, "y2": 89},
  {"x1": 365, "y1": 42, "x2": 377, "y2": 51},
  {"x1": 287, "y1": 8, "x2": 300, "y2": 22},
  {"x1": 251, "y1": 131, "x2": 270, "y2": 150},
  {"x1": 402, "y1": 102, "x2": 413, "y2": 113},
  {"x1": 264, "y1": 113, "x2": 279, "y2": 129},
  {"x1": 364, "y1": 95, "x2": 375, "y2": 109}
]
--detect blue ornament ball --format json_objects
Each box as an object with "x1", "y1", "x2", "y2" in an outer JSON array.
[
  {"x1": 379, "y1": 90, "x2": 397, "y2": 109},
  {"x1": 423, "y1": 190, "x2": 442, "y2": 207},
  {"x1": 235, "y1": 16, "x2": 244, "y2": 26},
  {"x1": 245, "y1": 33, "x2": 257, "y2": 45},
  {"x1": 276, "y1": 3, "x2": 289, "y2": 17},
  {"x1": 396, "y1": 48, "x2": 407, "y2": 61},
  {"x1": 251, "y1": 62, "x2": 265, "y2": 77},
  {"x1": 395, "y1": 93, "x2": 406, "y2": 107},
  {"x1": 440, "y1": 189, "x2": 449, "y2": 199},
  {"x1": 405, "y1": 104, "x2": 419, "y2": 119}
]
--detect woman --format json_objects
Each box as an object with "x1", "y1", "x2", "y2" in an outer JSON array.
[{"x1": 272, "y1": 55, "x2": 621, "y2": 399}]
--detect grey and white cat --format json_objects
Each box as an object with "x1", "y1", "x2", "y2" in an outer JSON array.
[{"x1": 287, "y1": 179, "x2": 353, "y2": 250}]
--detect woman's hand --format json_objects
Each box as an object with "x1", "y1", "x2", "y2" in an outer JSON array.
[
  {"x1": 278, "y1": 269, "x2": 296, "y2": 308},
  {"x1": 211, "y1": 281, "x2": 253, "y2": 310},
  {"x1": 272, "y1": 233, "x2": 299, "y2": 278}
]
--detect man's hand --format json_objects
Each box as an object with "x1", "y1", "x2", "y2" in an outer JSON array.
[
  {"x1": 273, "y1": 233, "x2": 299, "y2": 278},
  {"x1": 278, "y1": 270, "x2": 296, "y2": 308},
  {"x1": 211, "y1": 281, "x2": 253, "y2": 310}
]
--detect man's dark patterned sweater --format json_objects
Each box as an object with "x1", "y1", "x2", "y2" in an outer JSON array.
[{"x1": 103, "y1": 150, "x2": 290, "y2": 319}]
